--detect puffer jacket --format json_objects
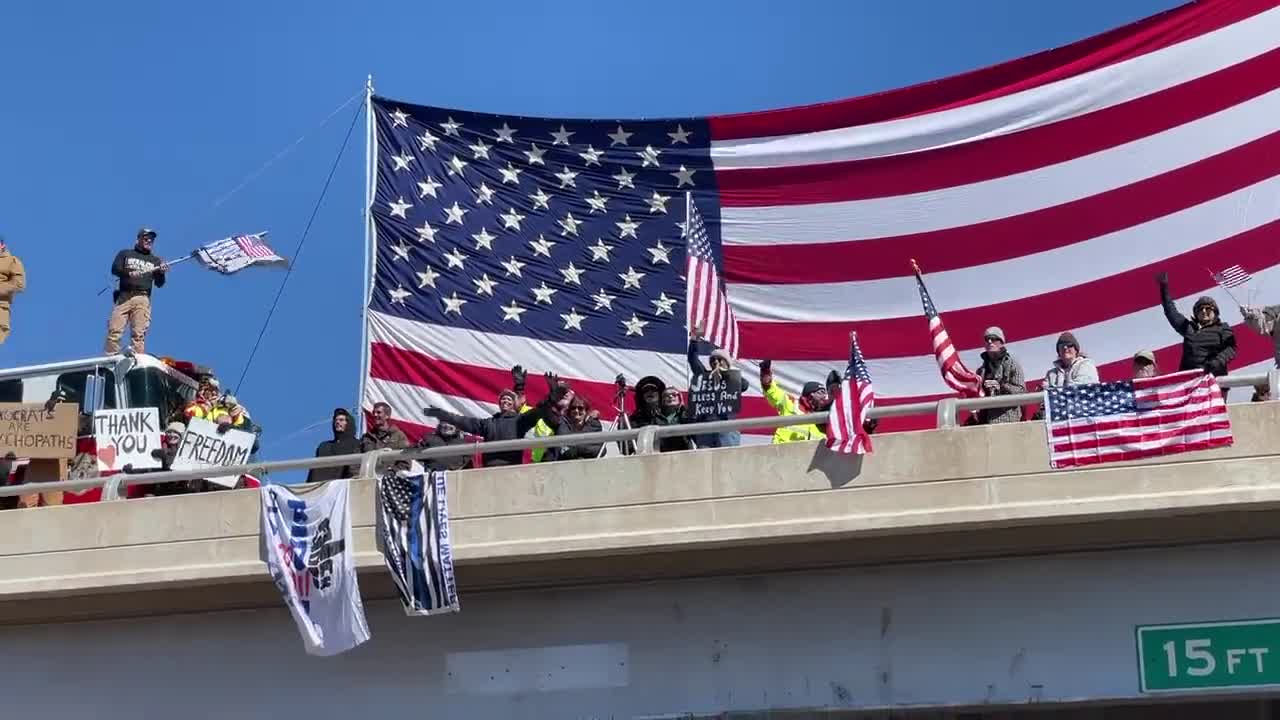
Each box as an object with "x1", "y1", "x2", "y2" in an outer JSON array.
[
  {"x1": 1244, "y1": 305, "x2": 1280, "y2": 368},
  {"x1": 1160, "y1": 288, "x2": 1236, "y2": 375},
  {"x1": 432, "y1": 402, "x2": 552, "y2": 467},
  {"x1": 546, "y1": 417, "x2": 604, "y2": 462},
  {"x1": 628, "y1": 405, "x2": 694, "y2": 453},
  {"x1": 762, "y1": 381, "x2": 825, "y2": 444},
  {"x1": 1043, "y1": 356, "x2": 1099, "y2": 388},
  {"x1": 974, "y1": 350, "x2": 1026, "y2": 425}
]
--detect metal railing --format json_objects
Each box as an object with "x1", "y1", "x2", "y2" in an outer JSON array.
[{"x1": 1, "y1": 370, "x2": 1273, "y2": 501}]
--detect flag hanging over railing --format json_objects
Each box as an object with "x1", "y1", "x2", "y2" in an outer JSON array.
[
  {"x1": 827, "y1": 332, "x2": 875, "y2": 455},
  {"x1": 912, "y1": 262, "x2": 982, "y2": 398},
  {"x1": 376, "y1": 467, "x2": 459, "y2": 616},
  {"x1": 260, "y1": 480, "x2": 370, "y2": 656},
  {"x1": 196, "y1": 232, "x2": 287, "y2": 275},
  {"x1": 1043, "y1": 369, "x2": 1232, "y2": 469},
  {"x1": 684, "y1": 192, "x2": 740, "y2": 358}
]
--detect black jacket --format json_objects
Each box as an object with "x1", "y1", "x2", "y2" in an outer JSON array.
[
  {"x1": 628, "y1": 405, "x2": 694, "y2": 453},
  {"x1": 308, "y1": 415, "x2": 362, "y2": 483},
  {"x1": 547, "y1": 417, "x2": 604, "y2": 462},
  {"x1": 416, "y1": 431, "x2": 472, "y2": 472},
  {"x1": 433, "y1": 401, "x2": 552, "y2": 467},
  {"x1": 111, "y1": 246, "x2": 166, "y2": 299},
  {"x1": 1161, "y1": 288, "x2": 1237, "y2": 375}
]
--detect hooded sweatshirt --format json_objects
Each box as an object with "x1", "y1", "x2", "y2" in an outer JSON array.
[
  {"x1": 111, "y1": 243, "x2": 167, "y2": 299},
  {"x1": 307, "y1": 409, "x2": 361, "y2": 483},
  {"x1": 1160, "y1": 288, "x2": 1237, "y2": 375}
]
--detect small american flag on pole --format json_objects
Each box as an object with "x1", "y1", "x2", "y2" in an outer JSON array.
[
  {"x1": 1044, "y1": 369, "x2": 1232, "y2": 470},
  {"x1": 684, "y1": 192, "x2": 739, "y2": 359},
  {"x1": 195, "y1": 231, "x2": 288, "y2": 275},
  {"x1": 912, "y1": 261, "x2": 982, "y2": 397},
  {"x1": 826, "y1": 332, "x2": 875, "y2": 455},
  {"x1": 1212, "y1": 264, "x2": 1252, "y2": 289}
]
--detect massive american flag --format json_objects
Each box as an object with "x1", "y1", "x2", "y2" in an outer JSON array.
[{"x1": 363, "y1": 0, "x2": 1280, "y2": 439}]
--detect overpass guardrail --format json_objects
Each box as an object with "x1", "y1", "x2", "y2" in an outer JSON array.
[{"x1": 1, "y1": 369, "x2": 1273, "y2": 501}]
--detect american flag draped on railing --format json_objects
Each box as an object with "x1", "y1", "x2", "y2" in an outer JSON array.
[
  {"x1": 684, "y1": 192, "x2": 739, "y2": 358},
  {"x1": 912, "y1": 261, "x2": 982, "y2": 397},
  {"x1": 827, "y1": 333, "x2": 875, "y2": 455},
  {"x1": 376, "y1": 468, "x2": 459, "y2": 616},
  {"x1": 1043, "y1": 369, "x2": 1232, "y2": 469}
]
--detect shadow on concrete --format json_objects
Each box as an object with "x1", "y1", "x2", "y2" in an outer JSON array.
[{"x1": 807, "y1": 444, "x2": 864, "y2": 489}]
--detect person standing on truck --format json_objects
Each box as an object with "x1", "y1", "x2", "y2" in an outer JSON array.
[
  {"x1": 0, "y1": 236, "x2": 26, "y2": 345},
  {"x1": 105, "y1": 227, "x2": 168, "y2": 355}
]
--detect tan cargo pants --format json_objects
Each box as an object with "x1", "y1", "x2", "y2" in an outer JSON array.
[
  {"x1": 105, "y1": 294, "x2": 152, "y2": 354},
  {"x1": 0, "y1": 303, "x2": 9, "y2": 345}
]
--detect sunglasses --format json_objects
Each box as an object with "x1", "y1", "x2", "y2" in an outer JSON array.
[
  {"x1": 568, "y1": 405, "x2": 587, "y2": 412},
  {"x1": 984, "y1": 336, "x2": 1002, "y2": 343}
]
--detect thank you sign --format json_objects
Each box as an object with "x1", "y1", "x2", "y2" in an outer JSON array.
[
  {"x1": 173, "y1": 417, "x2": 256, "y2": 488},
  {"x1": 690, "y1": 370, "x2": 743, "y2": 420},
  {"x1": 93, "y1": 408, "x2": 162, "y2": 472}
]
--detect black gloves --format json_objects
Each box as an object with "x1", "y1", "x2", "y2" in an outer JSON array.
[
  {"x1": 549, "y1": 384, "x2": 570, "y2": 405},
  {"x1": 759, "y1": 359, "x2": 773, "y2": 388},
  {"x1": 1157, "y1": 271, "x2": 1169, "y2": 287},
  {"x1": 511, "y1": 365, "x2": 527, "y2": 392},
  {"x1": 826, "y1": 369, "x2": 841, "y2": 389},
  {"x1": 544, "y1": 371, "x2": 560, "y2": 391}
]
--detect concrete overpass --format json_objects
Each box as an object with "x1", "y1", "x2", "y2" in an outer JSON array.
[{"x1": 3, "y1": 403, "x2": 1280, "y2": 717}]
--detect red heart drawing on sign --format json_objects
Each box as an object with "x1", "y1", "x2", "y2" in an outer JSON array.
[{"x1": 98, "y1": 446, "x2": 117, "y2": 469}]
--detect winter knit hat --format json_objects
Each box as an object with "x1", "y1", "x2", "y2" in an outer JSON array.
[
  {"x1": 801, "y1": 381, "x2": 823, "y2": 397},
  {"x1": 165, "y1": 421, "x2": 186, "y2": 435},
  {"x1": 1193, "y1": 296, "x2": 1220, "y2": 316},
  {"x1": 709, "y1": 349, "x2": 732, "y2": 365},
  {"x1": 983, "y1": 326, "x2": 1005, "y2": 342},
  {"x1": 1055, "y1": 332, "x2": 1080, "y2": 351},
  {"x1": 498, "y1": 388, "x2": 518, "y2": 402}
]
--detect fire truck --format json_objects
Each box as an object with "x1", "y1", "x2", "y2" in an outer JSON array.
[{"x1": 0, "y1": 352, "x2": 257, "y2": 503}]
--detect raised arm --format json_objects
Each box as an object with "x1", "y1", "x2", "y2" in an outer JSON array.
[
  {"x1": 1157, "y1": 272, "x2": 1190, "y2": 334},
  {"x1": 425, "y1": 407, "x2": 491, "y2": 438}
]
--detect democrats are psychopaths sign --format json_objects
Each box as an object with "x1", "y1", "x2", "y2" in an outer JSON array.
[
  {"x1": 173, "y1": 417, "x2": 256, "y2": 488},
  {"x1": 93, "y1": 408, "x2": 162, "y2": 472}
]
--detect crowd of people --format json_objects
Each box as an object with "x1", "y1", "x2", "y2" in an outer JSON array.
[
  {"x1": 309, "y1": 329, "x2": 879, "y2": 477},
  {"x1": 306, "y1": 273, "x2": 1280, "y2": 477}
]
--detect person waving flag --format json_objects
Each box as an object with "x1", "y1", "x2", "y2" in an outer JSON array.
[{"x1": 827, "y1": 330, "x2": 875, "y2": 455}]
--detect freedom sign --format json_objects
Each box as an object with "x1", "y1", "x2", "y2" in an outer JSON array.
[
  {"x1": 92, "y1": 408, "x2": 162, "y2": 472},
  {"x1": 173, "y1": 417, "x2": 256, "y2": 488}
]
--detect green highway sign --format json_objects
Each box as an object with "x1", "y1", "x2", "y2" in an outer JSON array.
[{"x1": 1138, "y1": 619, "x2": 1280, "y2": 692}]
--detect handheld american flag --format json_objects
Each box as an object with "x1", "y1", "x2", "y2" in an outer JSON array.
[
  {"x1": 685, "y1": 192, "x2": 739, "y2": 359},
  {"x1": 1212, "y1": 264, "x2": 1253, "y2": 289},
  {"x1": 912, "y1": 262, "x2": 982, "y2": 397},
  {"x1": 195, "y1": 232, "x2": 287, "y2": 275},
  {"x1": 826, "y1": 332, "x2": 875, "y2": 455},
  {"x1": 1043, "y1": 369, "x2": 1232, "y2": 469}
]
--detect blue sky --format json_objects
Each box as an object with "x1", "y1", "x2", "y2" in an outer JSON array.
[{"x1": 0, "y1": 0, "x2": 1183, "y2": 469}]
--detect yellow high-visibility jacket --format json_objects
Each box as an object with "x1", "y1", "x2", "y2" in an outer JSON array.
[{"x1": 763, "y1": 381, "x2": 825, "y2": 444}]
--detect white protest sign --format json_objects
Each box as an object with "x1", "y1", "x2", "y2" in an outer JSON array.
[
  {"x1": 92, "y1": 408, "x2": 162, "y2": 472},
  {"x1": 172, "y1": 417, "x2": 256, "y2": 488}
]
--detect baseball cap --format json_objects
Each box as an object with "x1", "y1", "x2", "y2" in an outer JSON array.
[
  {"x1": 1133, "y1": 349, "x2": 1156, "y2": 364},
  {"x1": 136, "y1": 227, "x2": 158, "y2": 240},
  {"x1": 983, "y1": 326, "x2": 1006, "y2": 342}
]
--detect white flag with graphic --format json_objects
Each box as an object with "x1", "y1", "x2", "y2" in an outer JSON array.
[
  {"x1": 260, "y1": 480, "x2": 370, "y2": 656},
  {"x1": 196, "y1": 231, "x2": 287, "y2": 275}
]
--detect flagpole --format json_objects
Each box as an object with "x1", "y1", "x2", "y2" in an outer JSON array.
[{"x1": 358, "y1": 74, "x2": 375, "y2": 435}]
